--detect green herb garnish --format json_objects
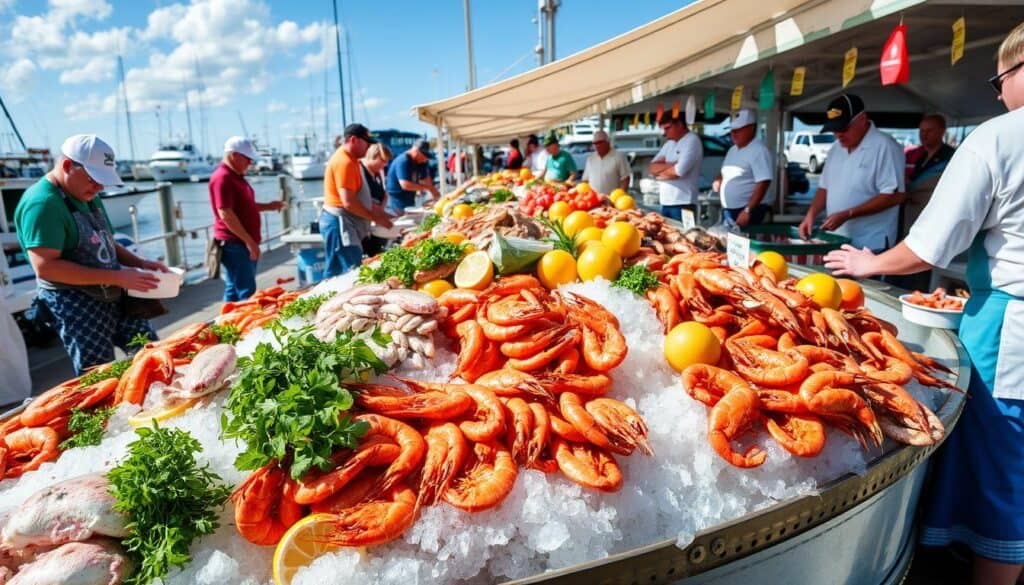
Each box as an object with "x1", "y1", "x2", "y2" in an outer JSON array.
[
  {"x1": 357, "y1": 238, "x2": 466, "y2": 287},
  {"x1": 416, "y1": 213, "x2": 442, "y2": 233},
  {"x1": 210, "y1": 323, "x2": 242, "y2": 345},
  {"x1": 78, "y1": 359, "x2": 131, "y2": 387},
  {"x1": 108, "y1": 424, "x2": 231, "y2": 585},
  {"x1": 613, "y1": 264, "x2": 660, "y2": 296},
  {"x1": 491, "y1": 189, "x2": 514, "y2": 203},
  {"x1": 59, "y1": 406, "x2": 115, "y2": 450},
  {"x1": 278, "y1": 293, "x2": 333, "y2": 320},
  {"x1": 221, "y1": 321, "x2": 389, "y2": 480},
  {"x1": 538, "y1": 216, "x2": 579, "y2": 258},
  {"x1": 128, "y1": 332, "x2": 152, "y2": 350}
]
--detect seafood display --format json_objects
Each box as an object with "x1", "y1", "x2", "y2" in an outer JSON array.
[
  {"x1": 903, "y1": 287, "x2": 966, "y2": 311},
  {"x1": 218, "y1": 286, "x2": 302, "y2": 334},
  {"x1": 402, "y1": 203, "x2": 545, "y2": 250}
]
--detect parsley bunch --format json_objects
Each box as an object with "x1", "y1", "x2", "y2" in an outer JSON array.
[
  {"x1": 613, "y1": 264, "x2": 660, "y2": 296},
  {"x1": 210, "y1": 323, "x2": 242, "y2": 345},
  {"x1": 278, "y1": 293, "x2": 333, "y2": 320},
  {"x1": 416, "y1": 213, "x2": 442, "y2": 233},
  {"x1": 59, "y1": 407, "x2": 115, "y2": 450},
  {"x1": 221, "y1": 322, "x2": 389, "y2": 480},
  {"x1": 108, "y1": 424, "x2": 231, "y2": 585},
  {"x1": 357, "y1": 238, "x2": 466, "y2": 287},
  {"x1": 490, "y1": 189, "x2": 515, "y2": 203},
  {"x1": 78, "y1": 359, "x2": 131, "y2": 387}
]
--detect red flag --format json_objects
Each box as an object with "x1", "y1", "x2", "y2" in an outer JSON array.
[
  {"x1": 880, "y1": 23, "x2": 909, "y2": 85},
  {"x1": 655, "y1": 102, "x2": 665, "y2": 123},
  {"x1": 671, "y1": 98, "x2": 680, "y2": 119}
]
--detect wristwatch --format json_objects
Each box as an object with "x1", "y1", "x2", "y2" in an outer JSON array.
[{"x1": 742, "y1": 207, "x2": 752, "y2": 214}]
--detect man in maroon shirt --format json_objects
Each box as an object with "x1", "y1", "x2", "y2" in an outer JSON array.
[{"x1": 209, "y1": 136, "x2": 284, "y2": 301}]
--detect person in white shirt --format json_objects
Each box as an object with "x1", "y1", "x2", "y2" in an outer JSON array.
[
  {"x1": 581, "y1": 130, "x2": 631, "y2": 195},
  {"x1": 798, "y1": 94, "x2": 905, "y2": 251},
  {"x1": 525, "y1": 135, "x2": 547, "y2": 176},
  {"x1": 713, "y1": 109, "x2": 773, "y2": 227},
  {"x1": 647, "y1": 114, "x2": 703, "y2": 221},
  {"x1": 824, "y1": 23, "x2": 1024, "y2": 584}
]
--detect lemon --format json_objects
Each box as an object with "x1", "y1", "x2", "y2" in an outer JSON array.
[
  {"x1": 451, "y1": 204, "x2": 474, "y2": 220},
  {"x1": 454, "y1": 250, "x2": 494, "y2": 290},
  {"x1": 664, "y1": 322, "x2": 722, "y2": 372},
  {"x1": 577, "y1": 239, "x2": 603, "y2": 254},
  {"x1": 273, "y1": 513, "x2": 340, "y2": 585},
  {"x1": 614, "y1": 195, "x2": 636, "y2": 210},
  {"x1": 420, "y1": 279, "x2": 454, "y2": 298},
  {"x1": 444, "y1": 232, "x2": 467, "y2": 246},
  {"x1": 562, "y1": 210, "x2": 595, "y2": 237},
  {"x1": 548, "y1": 201, "x2": 572, "y2": 222},
  {"x1": 576, "y1": 243, "x2": 622, "y2": 282},
  {"x1": 434, "y1": 196, "x2": 452, "y2": 216},
  {"x1": 519, "y1": 168, "x2": 533, "y2": 180},
  {"x1": 601, "y1": 221, "x2": 641, "y2": 258},
  {"x1": 796, "y1": 273, "x2": 843, "y2": 310},
  {"x1": 756, "y1": 251, "x2": 788, "y2": 281},
  {"x1": 609, "y1": 188, "x2": 627, "y2": 203},
  {"x1": 537, "y1": 250, "x2": 578, "y2": 289},
  {"x1": 575, "y1": 226, "x2": 604, "y2": 248},
  {"x1": 127, "y1": 397, "x2": 201, "y2": 428},
  {"x1": 576, "y1": 182, "x2": 592, "y2": 194}
]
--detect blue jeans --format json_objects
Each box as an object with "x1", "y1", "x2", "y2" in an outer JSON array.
[
  {"x1": 386, "y1": 191, "x2": 416, "y2": 216},
  {"x1": 723, "y1": 204, "x2": 771, "y2": 226},
  {"x1": 320, "y1": 214, "x2": 364, "y2": 278},
  {"x1": 221, "y1": 241, "x2": 258, "y2": 301},
  {"x1": 660, "y1": 204, "x2": 695, "y2": 221}
]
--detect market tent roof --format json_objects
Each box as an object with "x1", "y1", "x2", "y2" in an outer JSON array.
[{"x1": 416, "y1": 0, "x2": 1024, "y2": 142}]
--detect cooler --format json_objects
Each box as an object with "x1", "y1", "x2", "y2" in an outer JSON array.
[{"x1": 296, "y1": 248, "x2": 326, "y2": 287}]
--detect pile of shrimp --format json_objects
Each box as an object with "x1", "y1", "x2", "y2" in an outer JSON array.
[
  {"x1": 642, "y1": 251, "x2": 954, "y2": 468},
  {"x1": 231, "y1": 275, "x2": 653, "y2": 550},
  {"x1": 0, "y1": 322, "x2": 220, "y2": 481},
  {"x1": 905, "y1": 287, "x2": 966, "y2": 311},
  {"x1": 218, "y1": 285, "x2": 301, "y2": 334}
]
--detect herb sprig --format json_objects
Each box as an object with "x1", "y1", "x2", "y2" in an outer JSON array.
[
  {"x1": 278, "y1": 293, "x2": 333, "y2": 320},
  {"x1": 59, "y1": 406, "x2": 116, "y2": 450},
  {"x1": 221, "y1": 322, "x2": 389, "y2": 480},
  {"x1": 210, "y1": 323, "x2": 242, "y2": 345},
  {"x1": 613, "y1": 264, "x2": 660, "y2": 296},
  {"x1": 538, "y1": 216, "x2": 579, "y2": 258},
  {"x1": 78, "y1": 359, "x2": 131, "y2": 387},
  {"x1": 357, "y1": 238, "x2": 466, "y2": 287},
  {"x1": 416, "y1": 213, "x2": 442, "y2": 233},
  {"x1": 108, "y1": 424, "x2": 231, "y2": 585},
  {"x1": 490, "y1": 189, "x2": 514, "y2": 203}
]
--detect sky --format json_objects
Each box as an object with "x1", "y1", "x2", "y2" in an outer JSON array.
[{"x1": 0, "y1": 0, "x2": 691, "y2": 160}]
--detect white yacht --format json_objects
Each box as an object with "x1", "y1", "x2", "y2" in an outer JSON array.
[
  {"x1": 286, "y1": 135, "x2": 325, "y2": 180},
  {"x1": 148, "y1": 143, "x2": 214, "y2": 182}
]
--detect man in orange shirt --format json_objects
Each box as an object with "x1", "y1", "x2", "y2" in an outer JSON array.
[{"x1": 321, "y1": 123, "x2": 391, "y2": 277}]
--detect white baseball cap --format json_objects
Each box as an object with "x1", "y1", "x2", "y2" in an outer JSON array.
[
  {"x1": 592, "y1": 130, "x2": 610, "y2": 143},
  {"x1": 60, "y1": 134, "x2": 123, "y2": 187},
  {"x1": 730, "y1": 109, "x2": 757, "y2": 130},
  {"x1": 224, "y1": 136, "x2": 260, "y2": 161}
]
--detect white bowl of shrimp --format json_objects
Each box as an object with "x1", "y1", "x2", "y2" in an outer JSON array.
[{"x1": 899, "y1": 290, "x2": 966, "y2": 330}]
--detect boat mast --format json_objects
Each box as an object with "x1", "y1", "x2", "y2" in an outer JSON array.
[
  {"x1": 0, "y1": 91, "x2": 28, "y2": 152},
  {"x1": 117, "y1": 55, "x2": 137, "y2": 161},
  {"x1": 345, "y1": 33, "x2": 355, "y2": 123},
  {"x1": 194, "y1": 59, "x2": 208, "y2": 155},
  {"x1": 331, "y1": 0, "x2": 347, "y2": 128},
  {"x1": 183, "y1": 87, "x2": 194, "y2": 147}
]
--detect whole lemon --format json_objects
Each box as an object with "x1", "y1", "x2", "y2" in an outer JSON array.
[
  {"x1": 795, "y1": 273, "x2": 843, "y2": 310},
  {"x1": 756, "y1": 250, "x2": 788, "y2": 281},
  {"x1": 537, "y1": 250, "x2": 578, "y2": 289},
  {"x1": 420, "y1": 279, "x2": 454, "y2": 298},
  {"x1": 614, "y1": 195, "x2": 636, "y2": 210},
  {"x1": 575, "y1": 226, "x2": 604, "y2": 247},
  {"x1": 576, "y1": 243, "x2": 622, "y2": 281},
  {"x1": 562, "y1": 210, "x2": 595, "y2": 237},
  {"x1": 664, "y1": 321, "x2": 722, "y2": 372},
  {"x1": 601, "y1": 221, "x2": 642, "y2": 258},
  {"x1": 452, "y1": 203, "x2": 474, "y2": 220},
  {"x1": 548, "y1": 201, "x2": 572, "y2": 222},
  {"x1": 609, "y1": 188, "x2": 627, "y2": 203}
]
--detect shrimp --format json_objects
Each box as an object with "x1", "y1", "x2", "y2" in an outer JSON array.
[
  {"x1": 418, "y1": 423, "x2": 469, "y2": 507},
  {"x1": 443, "y1": 441, "x2": 518, "y2": 512},
  {"x1": 438, "y1": 289, "x2": 482, "y2": 325},
  {"x1": 506, "y1": 327, "x2": 581, "y2": 372},
  {"x1": 504, "y1": 398, "x2": 534, "y2": 465},
  {"x1": 553, "y1": 347, "x2": 580, "y2": 375},
  {"x1": 486, "y1": 296, "x2": 554, "y2": 326},
  {"x1": 457, "y1": 386, "x2": 506, "y2": 443},
  {"x1": 534, "y1": 372, "x2": 613, "y2": 397},
  {"x1": 357, "y1": 414, "x2": 427, "y2": 496},
  {"x1": 477, "y1": 318, "x2": 531, "y2": 342},
  {"x1": 680, "y1": 364, "x2": 751, "y2": 407},
  {"x1": 549, "y1": 413, "x2": 588, "y2": 443},
  {"x1": 707, "y1": 386, "x2": 767, "y2": 468},
  {"x1": 484, "y1": 274, "x2": 542, "y2": 297},
  {"x1": 460, "y1": 339, "x2": 504, "y2": 384},
  {"x1": 352, "y1": 385, "x2": 475, "y2": 420},
  {"x1": 452, "y1": 319, "x2": 486, "y2": 381},
  {"x1": 20, "y1": 378, "x2": 118, "y2": 427},
  {"x1": 233, "y1": 464, "x2": 305, "y2": 546},
  {"x1": 820, "y1": 308, "x2": 885, "y2": 363},
  {"x1": 293, "y1": 437, "x2": 402, "y2": 505},
  {"x1": 310, "y1": 470, "x2": 378, "y2": 514},
  {"x1": 671, "y1": 273, "x2": 713, "y2": 315},
  {"x1": 584, "y1": 398, "x2": 653, "y2": 456},
  {"x1": 116, "y1": 348, "x2": 175, "y2": 405},
  {"x1": 764, "y1": 412, "x2": 826, "y2": 458},
  {"x1": 580, "y1": 322, "x2": 628, "y2": 372},
  {"x1": 647, "y1": 285, "x2": 681, "y2": 333},
  {"x1": 552, "y1": 437, "x2": 623, "y2": 493},
  {"x1": 475, "y1": 369, "x2": 554, "y2": 402},
  {"x1": 798, "y1": 371, "x2": 883, "y2": 448},
  {"x1": 1, "y1": 426, "x2": 59, "y2": 479},
  {"x1": 558, "y1": 392, "x2": 621, "y2": 455},
  {"x1": 859, "y1": 356, "x2": 914, "y2": 385},
  {"x1": 863, "y1": 330, "x2": 960, "y2": 390},
  {"x1": 526, "y1": 402, "x2": 551, "y2": 467},
  {"x1": 860, "y1": 381, "x2": 937, "y2": 446},
  {"x1": 500, "y1": 325, "x2": 573, "y2": 359},
  {"x1": 328, "y1": 482, "x2": 418, "y2": 547},
  {"x1": 726, "y1": 339, "x2": 810, "y2": 388},
  {"x1": 558, "y1": 291, "x2": 621, "y2": 329}
]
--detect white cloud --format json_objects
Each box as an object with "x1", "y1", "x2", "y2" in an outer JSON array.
[
  {"x1": 63, "y1": 91, "x2": 116, "y2": 120},
  {"x1": 265, "y1": 100, "x2": 287, "y2": 113},
  {"x1": 360, "y1": 96, "x2": 387, "y2": 110},
  {"x1": 50, "y1": 0, "x2": 112, "y2": 22},
  {"x1": 0, "y1": 58, "x2": 38, "y2": 101}
]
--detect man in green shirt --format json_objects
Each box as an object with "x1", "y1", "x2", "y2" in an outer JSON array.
[
  {"x1": 15, "y1": 134, "x2": 167, "y2": 374},
  {"x1": 539, "y1": 134, "x2": 577, "y2": 182}
]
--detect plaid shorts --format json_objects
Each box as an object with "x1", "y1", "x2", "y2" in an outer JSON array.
[{"x1": 37, "y1": 288, "x2": 157, "y2": 374}]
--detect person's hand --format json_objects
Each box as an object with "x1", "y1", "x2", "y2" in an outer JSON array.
[
  {"x1": 797, "y1": 215, "x2": 815, "y2": 240},
  {"x1": 735, "y1": 209, "x2": 750, "y2": 228},
  {"x1": 823, "y1": 244, "x2": 877, "y2": 278},
  {"x1": 711, "y1": 179, "x2": 721, "y2": 193},
  {"x1": 373, "y1": 210, "x2": 393, "y2": 229},
  {"x1": 139, "y1": 259, "x2": 169, "y2": 272},
  {"x1": 117, "y1": 268, "x2": 160, "y2": 292},
  {"x1": 264, "y1": 200, "x2": 286, "y2": 212},
  {"x1": 246, "y1": 242, "x2": 261, "y2": 261},
  {"x1": 821, "y1": 209, "x2": 851, "y2": 232}
]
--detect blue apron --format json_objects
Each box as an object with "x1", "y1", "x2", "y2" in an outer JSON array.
[{"x1": 919, "y1": 236, "x2": 1024, "y2": 563}]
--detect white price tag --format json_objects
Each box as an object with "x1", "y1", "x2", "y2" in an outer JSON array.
[
  {"x1": 680, "y1": 209, "x2": 696, "y2": 231},
  {"x1": 726, "y1": 233, "x2": 752, "y2": 268}
]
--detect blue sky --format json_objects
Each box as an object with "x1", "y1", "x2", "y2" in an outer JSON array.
[{"x1": 0, "y1": 0, "x2": 690, "y2": 159}]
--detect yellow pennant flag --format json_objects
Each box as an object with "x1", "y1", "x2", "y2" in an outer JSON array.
[
  {"x1": 790, "y1": 67, "x2": 806, "y2": 96},
  {"x1": 632, "y1": 112, "x2": 639, "y2": 128},
  {"x1": 644, "y1": 111, "x2": 650, "y2": 127},
  {"x1": 671, "y1": 98, "x2": 680, "y2": 119},
  {"x1": 952, "y1": 17, "x2": 966, "y2": 65},
  {"x1": 843, "y1": 47, "x2": 858, "y2": 88},
  {"x1": 731, "y1": 85, "x2": 743, "y2": 111}
]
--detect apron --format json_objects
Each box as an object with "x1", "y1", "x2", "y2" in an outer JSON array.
[
  {"x1": 39, "y1": 190, "x2": 122, "y2": 302},
  {"x1": 919, "y1": 235, "x2": 1024, "y2": 563}
]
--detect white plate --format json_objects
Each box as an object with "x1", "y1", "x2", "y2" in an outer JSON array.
[
  {"x1": 127, "y1": 267, "x2": 185, "y2": 299},
  {"x1": 898, "y1": 293, "x2": 965, "y2": 329},
  {"x1": 371, "y1": 224, "x2": 402, "y2": 239}
]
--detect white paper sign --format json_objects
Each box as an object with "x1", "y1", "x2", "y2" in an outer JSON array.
[
  {"x1": 680, "y1": 209, "x2": 696, "y2": 231},
  {"x1": 726, "y1": 233, "x2": 752, "y2": 268}
]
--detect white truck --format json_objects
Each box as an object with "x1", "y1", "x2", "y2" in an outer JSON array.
[{"x1": 785, "y1": 131, "x2": 836, "y2": 174}]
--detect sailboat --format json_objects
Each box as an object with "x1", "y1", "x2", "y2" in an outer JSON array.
[
  {"x1": 148, "y1": 86, "x2": 213, "y2": 182},
  {"x1": 287, "y1": 133, "x2": 326, "y2": 180}
]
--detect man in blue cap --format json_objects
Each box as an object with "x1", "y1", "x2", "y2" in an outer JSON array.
[{"x1": 386, "y1": 139, "x2": 438, "y2": 215}]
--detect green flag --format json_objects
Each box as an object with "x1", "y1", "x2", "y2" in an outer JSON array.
[
  {"x1": 704, "y1": 93, "x2": 715, "y2": 120},
  {"x1": 759, "y1": 70, "x2": 776, "y2": 110}
]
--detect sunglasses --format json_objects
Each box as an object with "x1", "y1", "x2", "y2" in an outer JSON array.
[{"x1": 989, "y1": 61, "x2": 1024, "y2": 95}]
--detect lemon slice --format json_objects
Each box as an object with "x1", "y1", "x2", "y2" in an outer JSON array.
[
  {"x1": 454, "y1": 250, "x2": 494, "y2": 290},
  {"x1": 127, "y1": 396, "x2": 200, "y2": 428},
  {"x1": 273, "y1": 513, "x2": 341, "y2": 585}
]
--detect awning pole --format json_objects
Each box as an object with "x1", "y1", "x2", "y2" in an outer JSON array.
[
  {"x1": 763, "y1": 98, "x2": 781, "y2": 213},
  {"x1": 436, "y1": 123, "x2": 448, "y2": 197}
]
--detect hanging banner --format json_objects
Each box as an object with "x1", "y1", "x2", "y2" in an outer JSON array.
[
  {"x1": 644, "y1": 111, "x2": 651, "y2": 127},
  {"x1": 704, "y1": 93, "x2": 715, "y2": 120},
  {"x1": 951, "y1": 17, "x2": 966, "y2": 65},
  {"x1": 632, "y1": 112, "x2": 640, "y2": 128},
  {"x1": 671, "y1": 98, "x2": 680, "y2": 120},
  {"x1": 685, "y1": 95, "x2": 697, "y2": 126},
  {"x1": 759, "y1": 70, "x2": 775, "y2": 110},
  {"x1": 842, "y1": 47, "x2": 858, "y2": 88},
  {"x1": 731, "y1": 85, "x2": 743, "y2": 111},
  {"x1": 655, "y1": 102, "x2": 665, "y2": 123},
  {"x1": 790, "y1": 66, "x2": 806, "y2": 96},
  {"x1": 880, "y1": 23, "x2": 910, "y2": 85}
]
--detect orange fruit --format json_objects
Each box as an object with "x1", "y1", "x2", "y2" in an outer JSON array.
[
  {"x1": 600, "y1": 221, "x2": 642, "y2": 258},
  {"x1": 664, "y1": 322, "x2": 722, "y2": 372},
  {"x1": 837, "y1": 278, "x2": 865, "y2": 310},
  {"x1": 614, "y1": 195, "x2": 636, "y2": 210},
  {"x1": 420, "y1": 279, "x2": 454, "y2": 298},
  {"x1": 576, "y1": 243, "x2": 622, "y2": 281},
  {"x1": 548, "y1": 201, "x2": 572, "y2": 222},
  {"x1": 755, "y1": 251, "x2": 788, "y2": 281},
  {"x1": 444, "y1": 232, "x2": 467, "y2": 245},
  {"x1": 537, "y1": 250, "x2": 578, "y2": 289},
  {"x1": 451, "y1": 204, "x2": 474, "y2": 220},
  {"x1": 795, "y1": 273, "x2": 843, "y2": 310},
  {"x1": 562, "y1": 210, "x2": 595, "y2": 237}
]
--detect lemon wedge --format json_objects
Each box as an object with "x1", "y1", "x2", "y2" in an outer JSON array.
[
  {"x1": 127, "y1": 396, "x2": 201, "y2": 428},
  {"x1": 454, "y1": 250, "x2": 494, "y2": 290},
  {"x1": 273, "y1": 513, "x2": 341, "y2": 585}
]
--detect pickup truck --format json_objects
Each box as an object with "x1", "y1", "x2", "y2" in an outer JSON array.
[{"x1": 785, "y1": 131, "x2": 836, "y2": 174}]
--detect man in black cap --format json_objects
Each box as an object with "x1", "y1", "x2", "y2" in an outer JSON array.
[
  {"x1": 798, "y1": 94, "x2": 905, "y2": 253},
  {"x1": 386, "y1": 139, "x2": 439, "y2": 215}
]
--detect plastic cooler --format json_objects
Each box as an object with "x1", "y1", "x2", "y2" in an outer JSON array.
[
  {"x1": 741, "y1": 224, "x2": 850, "y2": 265},
  {"x1": 296, "y1": 248, "x2": 326, "y2": 287}
]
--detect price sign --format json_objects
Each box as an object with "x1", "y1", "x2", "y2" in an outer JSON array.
[
  {"x1": 952, "y1": 17, "x2": 965, "y2": 65},
  {"x1": 843, "y1": 47, "x2": 858, "y2": 88},
  {"x1": 680, "y1": 209, "x2": 696, "y2": 231},
  {"x1": 790, "y1": 66, "x2": 806, "y2": 96},
  {"x1": 726, "y1": 233, "x2": 752, "y2": 268},
  {"x1": 731, "y1": 85, "x2": 744, "y2": 111}
]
